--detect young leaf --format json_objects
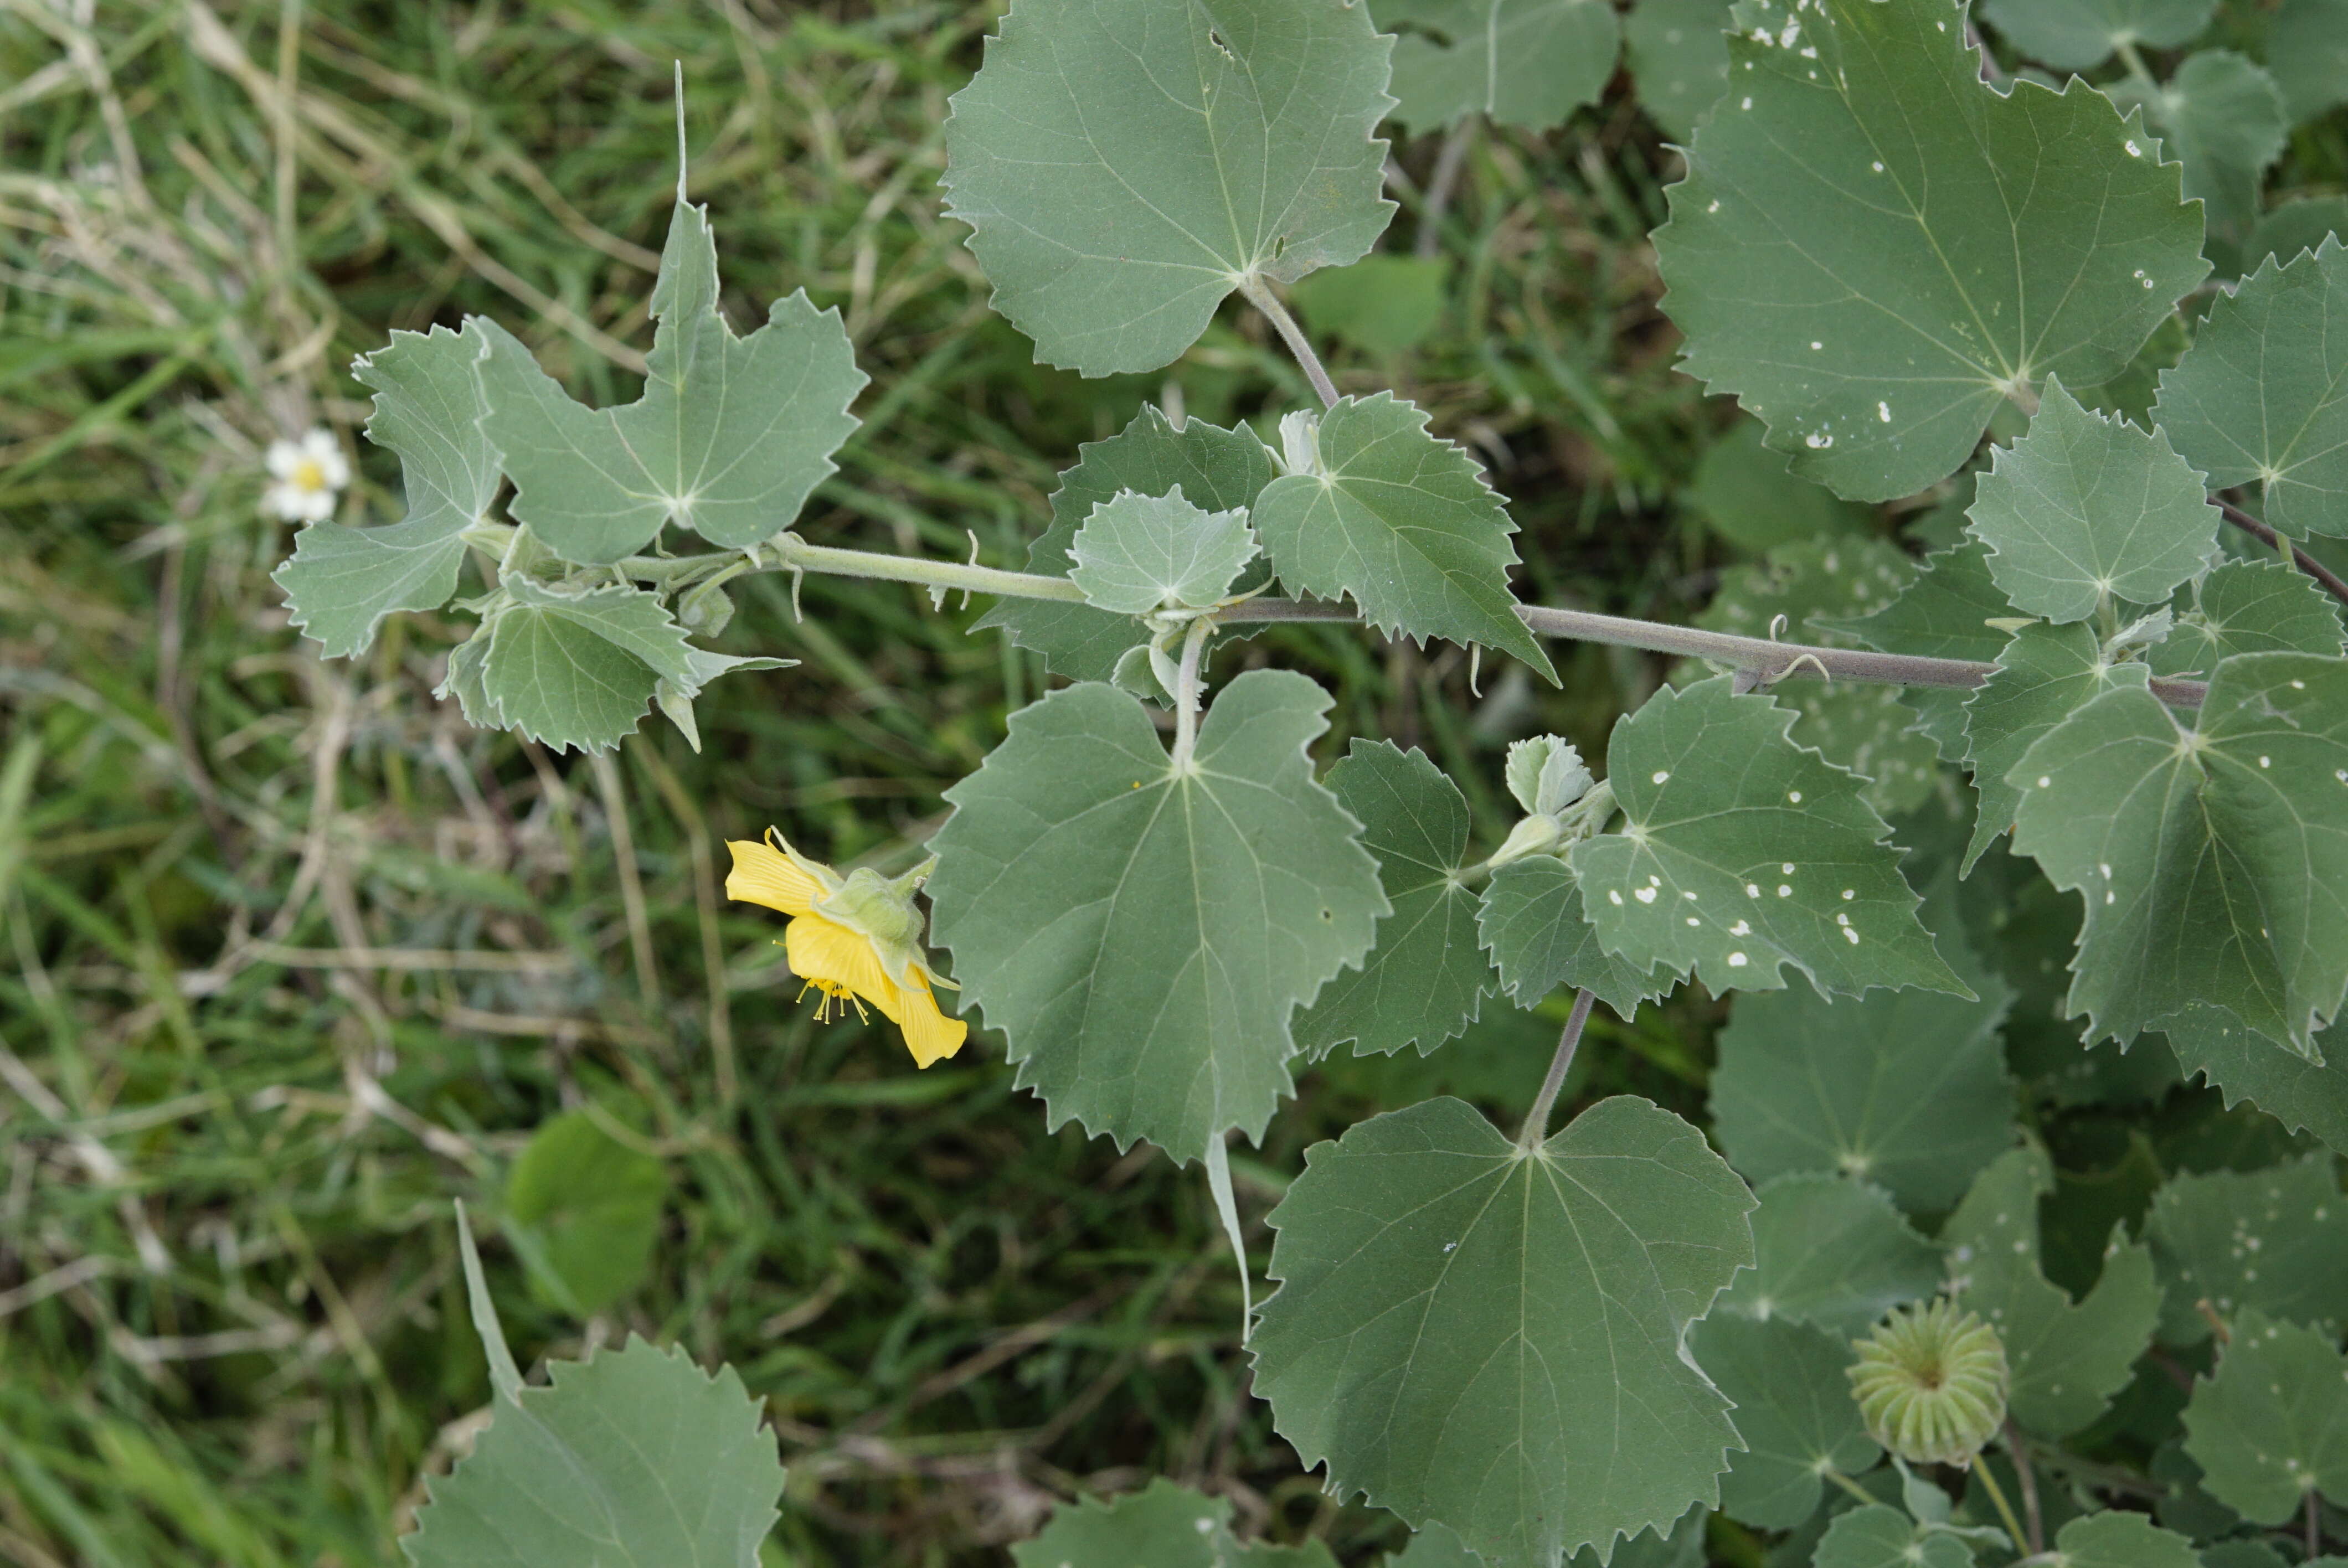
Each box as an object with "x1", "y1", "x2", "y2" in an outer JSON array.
[
  {"x1": 1810, "y1": 1505, "x2": 1974, "y2": 1568},
  {"x1": 1008, "y1": 1479, "x2": 1229, "y2": 1568},
  {"x1": 2148, "y1": 559, "x2": 2346, "y2": 677},
  {"x1": 1067, "y1": 487, "x2": 1258, "y2": 614},
  {"x1": 2007, "y1": 652, "x2": 2348, "y2": 1062},
  {"x1": 2156, "y1": 240, "x2": 2348, "y2": 540},
  {"x1": 1943, "y1": 1148, "x2": 2162, "y2": 1438},
  {"x1": 1476, "y1": 855, "x2": 1667, "y2": 1021},
  {"x1": 2164, "y1": 1009, "x2": 2348, "y2": 1156},
  {"x1": 1622, "y1": 0, "x2": 1731, "y2": 143},
  {"x1": 2040, "y1": 1510, "x2": 2201, "y2": 1568},
  {"x1": 276, "y1": 323, "x2": 499, "y2": 658},
  {"x1": 1654, "y1": 0, "x2": 2208, "y2": 501},
  {"x1": 1965, "y1": 377, "x2": 2218, "y2": 626},
  {"x1": 1251, "y1": 1096, "x2": 1754, "y2": 1568},
  {"x1": 1295, "y1": 741, "x2": 1496, "y2": 1060},
  {"x1": 403, "y1": 1214, "x2": 784, "y2": 1568},
  {"x1": 1567, "y1": 677, "x2": 1965, "y2": 999},
  {"x1": 474, "y1": 201, "x2": 864, "y2": 565},
  {"x1": 2107, "y1": 53, "x2": 2288, "y2": 234},
  {"x1": 504, "y1": 1111, "x2": 669, "y2": 1317},
  {"x1": 1253, "y1": 393, "x2": 1555, "y2": 679},
  {"x1": 928, "y1": 672, "x2": 1386, "y2": 1164},
  {"x1": 1378, "y1": 0, "x2": 1621, "y2": 135},
  {"x1": 941, "y1": 0, "x2": 1395, "y2": 376},
  {"x1": 1708, "y1": 928, "x2": 2014, "y2": 1214},
  {"x1": 1690, "y1": 1314, "x2": 1879, "y2": 1530},
  {"x1": 980, "y1": 406, "x2": 1278, "y2": 682},
  {"x1": 1713, "y1": 1173, "x2": 1944, "y2": 1337},
  {"x1": 1977, "y1": 0, "x2": 2217, "y2": 71},
  {"x1": 2144, "y1": 1156, "x2": 2348, "y2": 1343},
  {"x1": 2182, "y1": 1310, "x2": 2348, "y2": 1525},
  {"x1": 1959, "y1": 621, "x2": 2153, "y2": 874}
]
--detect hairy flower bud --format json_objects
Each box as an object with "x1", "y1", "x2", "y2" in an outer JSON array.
[{"x1": 1847, "y1": 1298, "x2": 2009, "y2": 1467}]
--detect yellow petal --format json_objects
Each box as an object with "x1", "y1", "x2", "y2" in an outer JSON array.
[
  {"x1": 892, "y1": 971, "x2": 970, "y2": 1069},
  {"x1": 726, "y1": 837, "x2": 822, "y2": 916},
  {"x1": 785, "y1": 915, "x2": 968, "y2": 1069}
]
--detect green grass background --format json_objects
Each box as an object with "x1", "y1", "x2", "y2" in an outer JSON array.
[{"x1": 7, "y1": 3, "x2": 2341, "y2": 1565}]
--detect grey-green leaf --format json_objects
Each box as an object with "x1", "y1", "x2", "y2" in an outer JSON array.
[
  {"x1": 1655, "y1": 0, "x2": 2208, "y2": 501},
  {"x1": 2145, "y1": 1155, "x2": 2348, "y2": 1344},
  {"x1": 2182, "y1": 1309, "x2": 2348, "y2": 1525},
  {"x1": 2262, "y1": 0, "x2": 2348, "y2": 123},
  {"x1": 1623, "y1": 0, "x2": 1731, "y2": 143},
  {"x1": 1068, "y1": 487, "x2": 1258, "y2": 613},
  {"x1": 1684, "y1": 417, "x2": 1873, "y2": 555},
  {"x1": 2149, "y1": 559, "x2": 2347, "y2": 677},
  {"x1": 1979, "y1": 0, "x2": 2216, "y2": 71},
  {"x1": 1010, "y1": 1479, "x2": 1229, "y2": 1568},
  {"x1": 504, "y1": 1111, "x2": 668, "y2": 1317},
  {"x1": 2162, "y1": 1009, "x2": 2348, "y2": 1157},
  {"x1": 1568, "y1": 676, "x2": 1964, "y2": 999},
  {"x1": 1251, "y1": 1095, "x2": 1755, "y2": 1568},
  {"x1": 941, "y1": 0, "x2": 1396, "y2": 376},
  {"x1": 2041, "y1": 1512, "x2": 2201, "y2": 1568},
  {"x1": 980, "y1": 406, "x2": 1278, "y2": 682},
  {"x1": 1691, "y1": 1313, "x2": 1879, "y2": 1530},
  {"x1": 2007, "y1": 652, "x2": 2348, "y2": 1060},
  {"x1": 2156, "y1": 240, "x2": 2348, "y2": 540},
  {"x1": 1811, "y1": 1505, "x2": 1974, "y2": 1568},
  {"x1": 1966, "y1": 377, "x2": 2218, "y2": 625},
  {"x1": 1477, "y1": 855, "x2": 1667, "y2": 1022},
  {"x1": 276, "y1": 323, "x2": 498, "y2": 657},
  {"x1": 1295, "y1": 741, "x2": 1495, "y2": 1060},
  {"x1": 1714, "y1": 1173, "x2": 1943, "y2": 1336},
  {"x1": 1378, "y1": 0, "x2": 1621, "y2": 135},
  {"x1": 928, "y1": 672, "x2": 1386, "y2": 1163},
  {"x1": 1959, "y1": 621, "x2": 2153, "y2": 874},
  {"x1": 2107, "y1": 53, "x2": 2287, "y2": 235},
  {"x1": 1254, "y1": 393, "x2": 1554, "y2": 678}
]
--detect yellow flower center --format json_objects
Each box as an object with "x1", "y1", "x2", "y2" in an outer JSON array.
[
  {"x1": 290, "y1": 457, "x2": 329, "y2": 492},
  {"x1": 798, "y1": 976, "x2": 868, "y2": 1024}
]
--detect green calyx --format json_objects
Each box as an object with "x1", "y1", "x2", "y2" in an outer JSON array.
[
  {"x1": 811, "y1": 856, "x2": 943, "y2": 993},
  {"x1": 1847, "y1": 1298, "x2": 2010, "y2": 1467}
]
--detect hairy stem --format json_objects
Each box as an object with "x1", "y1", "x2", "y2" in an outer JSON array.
[
  {"x1": 1516, "y1": 988, "x2": 1595, "y2": 1151},
  {"x1": 1168, "y1": 618, "x2": 1211, "y2": 770},
  {"x1": 1237, "y1": 274, "x2": 1341, "y2": 409},
  {"x1": 2216, "y1": 499, "x2": 2348, "y2": 608}
]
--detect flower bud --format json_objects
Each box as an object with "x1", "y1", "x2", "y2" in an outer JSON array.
[{"x1": 1847, "y1": 1298, "x2": 2008, "y2": 1467}]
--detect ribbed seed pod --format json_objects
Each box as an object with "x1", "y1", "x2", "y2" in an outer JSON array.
[{"x1": 1846, "y1": 1298, "x2": 2008, "y2": 1467}]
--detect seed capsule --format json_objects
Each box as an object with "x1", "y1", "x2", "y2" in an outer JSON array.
[{"x1": 1846, "y1": 1298, "x2": 2008, "y2": 1467}]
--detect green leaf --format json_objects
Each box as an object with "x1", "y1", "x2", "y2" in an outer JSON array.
[
  {"x1": 476, "y1": 202, "x2": 863, "y2": 564},
  {"x1": 1623, "y1": 0, "x2": 1731, "y2": 142},
  {"x1": 1690, "y1": 1313, "x2": 1880, "y2": 1530},
  {"x1": 1959, "y1": 621, "x2": 2154, "y2": 874},
  {"x1": 1568, "y1": 676, "x2": 1965, "y2": 1000},
  {"x1": 1251, "y1": 1095, "x2": 1755, "y2": 1568},
  {"x1": 1685, "y1": 417, "x2": 1872, "y2": 555},
  {"x1": 1978, "y1": 0, "x2": 2216, "y2": 71},
  {"x1": 2145, "y1": 1155, "x2": 2348, "y2": 1344},
  {"x1": 1714, "y1": 1173, "x2": 1943, "y2": 1337},
  {"x1": 929, "y1": 672, "x2": 1385, "y2": 1163},
  {"x1": 980, "y1": 406, "x2": 1277, "y2": 683},
  {"x1": 1708, "y1": 922, "x2": 2013, "y2": 1213},
  {"x1": 1295, "y1": 741, "x2": 1495, "y2": 1060},
  {"x1": 276, "y1": 323, "x2": 498, "y2": 658},
  {"x1": 2040, "y1": 1511, "x2": 2200, "y2": 1568},
  {"x1": 1810, "y1": 1505, "x2": 1975, "y2": 1568},
  {"x1": 2249, "y1": 197, "x2": 2348, "y2": 271},
  {"x1": 1009, "y1": 1480, "x2": 1228, "y2": 1568},
  {"x1": 1254, "y1": 393, "x2": 1554, "y2": 679},
  {"x1": 1378, "y1": 0, "x2": 1621, "y2": 135},
  {"x1": 2107, "y1": 53, "x2": 2288, "y2": 235},
  {"x1": 2149, "y1": 559, "x2": 2347, "y2": 677},
  {"x1": 2007, "y1": 652, "x2": 2348, "y2": 1060},
  {"x1": 1966, "y1": 377, "x2": 2218, "y2": 625},
  {"x1": 1290, "y1": 255, "x2": 1451, "y2": 357},
  {"x1": 1943, "y1": 1148, "x2": 2162, "y2": 1438},
  {"x1": 1826, "y1": 537, "x2": 2015, "y2": 764},
  {"x1": 2182, "y1": 1309, "x2": 2348, "y2": 1525},
  {"x1": 1476, "y1": 856, "x2": 1667, "y2": 1022},
  {"x1": 2162, "y1": 1010, "x2": 2348, "y2": 1157},
  {"x1": 1231, "y1": 1543, "x2": 1339, "y2": 1568},
  {"x1": 1068, "y1": 487, "x2": 1258, "y2": 613},
  {"x1": 504, "y1": 1111, "x2": 668, "y2": 1317},
  {"x1": 1389, "y1": 1523, "x2": 1482, "y2": 1568},
  {"x1": 403, "y1": 1212, "x2": 784, "y2": 1568},
  {"x1": 2261, "y1": 0, "x2": 2348, "y2": 123},
  {"x1": 1654, "y1": 0, "x2": 2208, "y2": 502},
  {"x1": 2156, "y1": 241, "x2": 2348, "y2": 540},
  {"x1": 941, "y1": 0, "x2": 1395, "y2": 376}
]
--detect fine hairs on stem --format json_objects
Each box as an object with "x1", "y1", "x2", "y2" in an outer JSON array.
[
  {"x1": 1517, "y1": 988, "x2": 1596, "y2": 1151},
  {"x1": 1236, "y1": 274, "x2": 1341, "y2": 409}
]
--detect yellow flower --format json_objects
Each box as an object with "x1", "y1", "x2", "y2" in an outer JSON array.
[{"x1": 724, "y1": 830, "x2": 967, "y2": 1068}]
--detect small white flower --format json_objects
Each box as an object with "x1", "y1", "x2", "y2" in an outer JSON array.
[{"x1": 262, "y1": 427, "x2": 351, "y2": 523}]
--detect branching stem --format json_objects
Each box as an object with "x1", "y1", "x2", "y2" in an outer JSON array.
[
  {"x1": 1168, "y1": 618, "x2": 1211, "y2": 770},
  {"x1": 1237, "y1": 274, "x2": 1341, "y2": 409},
  {"x1": 2004, "y1": 1422, "x2": 2045, "y2": 1555},
  {"x1": 2216, "y1": 499, "x2": 2348, "y2": 608},
  {"x1": 1516, "y1": 988, "x2": 1594, "y2": 1151}
]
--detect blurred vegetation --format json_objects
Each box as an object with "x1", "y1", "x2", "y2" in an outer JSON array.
[{"x1": 8, "y1": 3, "x2": 2345, "y2": 1565}]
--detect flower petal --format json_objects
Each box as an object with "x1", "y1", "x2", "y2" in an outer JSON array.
[
  {"x1": 726, "y1": 837, "x2": 822, "y2": 915},
  {"x1": 892, "y1": 972, "x2": 969, "y2": 1069},
  {"x1": 785, "y1": 914, "x2": 902, "y2": 1012}
]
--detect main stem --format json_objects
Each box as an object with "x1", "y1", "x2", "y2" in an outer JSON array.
[
  {"x1": 1516, "y1": 988, "x2": 1595, "y2": 1151},
  {"x1": 1237, "y1": 274, "x2": 1341, "y2": 409}
]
